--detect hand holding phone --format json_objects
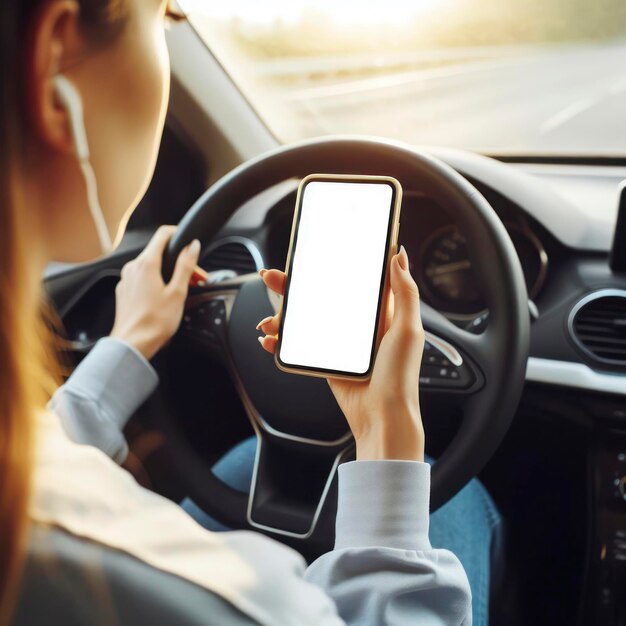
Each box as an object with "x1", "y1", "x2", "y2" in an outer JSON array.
[{"x1": 257, "y1": 176, "x2": 426, "y2": 461}]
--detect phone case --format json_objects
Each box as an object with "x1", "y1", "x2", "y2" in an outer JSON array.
[{"x1": 274, "y1": 173, "x2": 403, "y2": 381}]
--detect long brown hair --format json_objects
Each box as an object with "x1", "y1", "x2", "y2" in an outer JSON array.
[{"x1": 0, "y1": 1, "x2": 128, "y2": 622}]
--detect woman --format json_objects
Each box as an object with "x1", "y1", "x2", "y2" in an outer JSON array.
[{"x1": 0, "y1": 0, "x2": 497, "y2": 623}]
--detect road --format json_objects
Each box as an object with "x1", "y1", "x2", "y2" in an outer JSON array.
[{"x1": 261, "y1": 42, "x2": 626, "y2": 153}]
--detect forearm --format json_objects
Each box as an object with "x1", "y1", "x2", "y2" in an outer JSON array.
[{"x1": 48, "y1": 336, "x2": 158, "y2": 463}]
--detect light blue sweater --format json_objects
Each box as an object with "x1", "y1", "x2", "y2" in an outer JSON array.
[{"x1": 48, "y1": 337, "x2": 472, "y2": 625}]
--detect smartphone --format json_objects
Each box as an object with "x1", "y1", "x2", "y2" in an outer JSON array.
[{"x1": 275, "y1": 174, "x2": 402, "y2": 380}]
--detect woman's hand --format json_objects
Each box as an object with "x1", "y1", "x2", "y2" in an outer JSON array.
[
  {"x1": 110, "y1": 225, "x2": 201, "y2": 360},
  {"x1": 257, "y1": 246, "x2": 425, "y2": 462}
]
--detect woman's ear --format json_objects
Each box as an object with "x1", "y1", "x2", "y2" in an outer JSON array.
[{"x1": 24, "y1": 0, "x2": 83, "y2": 155}]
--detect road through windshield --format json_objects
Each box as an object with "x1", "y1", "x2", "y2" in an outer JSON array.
[{"x1": 180, "y1": 0, "x2": 626, "y2": 155}]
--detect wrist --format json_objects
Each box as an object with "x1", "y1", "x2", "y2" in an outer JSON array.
[
  {"x1": 110, "y1": 328, "x2": 160, "y2": 361},
  {"x1": 355, "y1": 410, "x2": 425, "y2": 461}
]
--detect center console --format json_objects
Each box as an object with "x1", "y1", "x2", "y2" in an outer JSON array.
[{"x1": 584, "y1": 410, "x2": 626, "y2": 624}]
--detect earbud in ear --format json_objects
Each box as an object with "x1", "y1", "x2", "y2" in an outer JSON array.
[{"x1": 53, "y1": 75, "x2": 90, "y2": 162}]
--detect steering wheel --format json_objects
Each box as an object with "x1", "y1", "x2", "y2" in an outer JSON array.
[{"x1": 154, "y1": 136, "x2": 529, "y2": 558}]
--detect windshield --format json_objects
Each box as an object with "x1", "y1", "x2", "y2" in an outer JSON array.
[{"x1": 178, "y1": 0, "x2": 626, "y2": 156}]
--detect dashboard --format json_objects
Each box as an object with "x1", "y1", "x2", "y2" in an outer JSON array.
[
  {"x1": 203, "y1": 173, "x2": 559, "y2": 325},
  {"x1": 262, "y1": 189, "x2": 552, "y2": 320}
]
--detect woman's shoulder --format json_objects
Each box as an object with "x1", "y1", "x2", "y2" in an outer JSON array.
[
  {"x1": 14, "y1": 522, "x2": 259, "y2": 626},
  {"x1": 31, "y1": 411, "x2": 333, "y2": 626}
]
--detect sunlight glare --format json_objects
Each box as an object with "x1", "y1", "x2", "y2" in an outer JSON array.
[{"x1": 180, "y1": 0, "x2": 451, "y2": 25}]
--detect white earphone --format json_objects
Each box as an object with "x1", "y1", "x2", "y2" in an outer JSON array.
[
  {"x1": 53, "y1": 75, "x2": 112, "y2": 252},
  {"x1": 53, "y1": 75, "x2": 90, "y2": 162}
]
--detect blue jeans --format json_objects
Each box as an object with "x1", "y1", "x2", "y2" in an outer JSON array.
[{"x1": 182, "y1": 437, "x2": 501, "y2": 626}]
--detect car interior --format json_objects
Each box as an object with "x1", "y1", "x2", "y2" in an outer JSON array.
[{"x1": 41, "y1": 3, "x2": 626, "y2": 624}]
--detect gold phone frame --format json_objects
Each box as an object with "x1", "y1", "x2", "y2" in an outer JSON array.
[{"x1": 274, "y1": 173, "x2": 403, "y2": 381}]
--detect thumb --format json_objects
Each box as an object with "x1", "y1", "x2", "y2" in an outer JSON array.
[
  {"x1": 389, "y1": 245, "x2": 422, "y2": 332},
  {"x1": 169, "y1": 239, "x2": 201, "y2": 292}
]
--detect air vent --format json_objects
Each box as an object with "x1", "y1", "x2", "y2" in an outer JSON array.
[
  {"x1": 570, "y1": 290, "x2": 626, "y2": 365},
  {"x1": 202, "y1": 238, "x2": 263, "y2": 276}
]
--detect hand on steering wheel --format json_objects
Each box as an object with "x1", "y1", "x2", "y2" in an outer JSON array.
[
  {"x1": 256, "y1": 245, "x2": 426, "y2": 462},
  {"x1": 111, "y1": 226, "x2": 201, "y2": 360}
]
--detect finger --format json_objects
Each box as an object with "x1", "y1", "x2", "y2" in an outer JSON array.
[
  {"x1": 169, "y1": 239, "x2": 201, "y2": 292},
  {"x1": 389, "y1": 245, "x2": 422, "y2": 332},
  {"x1": 260, "y1": 269, "x2": 286, "y2": 296},
  {"x1": 257, "y1": 334, "x2": 277, "y2": 354},
  {"x1": 138, "y1": 225, "x2": 177, "y2": 262},
  {"x1": 255, "y1": 313, "x2": 280, "y2": 336}
]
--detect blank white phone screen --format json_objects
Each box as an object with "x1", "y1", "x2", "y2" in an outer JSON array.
[{"x1": 279, "y1": 180, "x2": 394, "y2": 375}]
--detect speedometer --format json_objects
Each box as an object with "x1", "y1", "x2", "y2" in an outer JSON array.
[
  {"x1": 420, "y1": 227, "x2": 483, "y2": 314},
  {"x1": 420, "y1": 224, "x2": 548, "y2": 315}
]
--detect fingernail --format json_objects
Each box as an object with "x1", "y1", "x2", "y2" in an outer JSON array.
[
  {"x1": 187, "y1": 239, "x2": 201, "y2": 258},
  {"x1": 398, "y1": 245, "x2": 408, "y2": 271},
  {"x1": 255, "y1": 315, "x2": 273, "y2": 331},
  {"x1": 257, "y1": 336, "x2": 265, "y2": 347},
  {"x1": 191, "y1": 267, "x2": 208, "y2": 281},
  {"x1": 259, "y1": 268, "x2": 268, "y2": 277}
]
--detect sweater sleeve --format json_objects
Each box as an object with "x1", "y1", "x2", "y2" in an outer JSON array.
[
  {"x1": 304, "y1": 460, "x2": 473, "y2": 625},
  {"x1": 48, "y1": 337, "x2": 158, "y2": 463}
]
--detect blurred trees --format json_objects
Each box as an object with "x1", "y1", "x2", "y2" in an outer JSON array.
[{"x1": 219, "y1": 0, "x2": 626, "y2": 58}]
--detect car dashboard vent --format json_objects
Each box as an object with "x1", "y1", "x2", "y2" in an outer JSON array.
[
  {"x1": 570, "y1": 290, "x2": 626, "y2": 366},
  {"x1": 202, "y1": 238, "x2": 263, "y2": 276}
]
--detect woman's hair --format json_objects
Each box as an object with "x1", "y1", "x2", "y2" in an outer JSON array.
[{"x1": 0, "y1": 2, "x2": 127, "y2": 622}]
